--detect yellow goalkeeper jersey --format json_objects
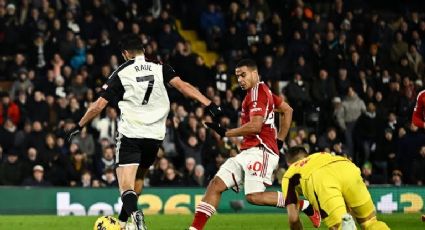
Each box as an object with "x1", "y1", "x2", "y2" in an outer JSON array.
[{"x1": 281, "y1": 152, "x2": 350, "y2": 205}]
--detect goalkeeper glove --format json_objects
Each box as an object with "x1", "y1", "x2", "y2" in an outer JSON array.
[{"x1": 205, "y1": 122, "x2": 227, "y2": 138}]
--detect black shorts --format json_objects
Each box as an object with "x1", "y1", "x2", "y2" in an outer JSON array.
[{"x1": 116, "y1": 134, "x2": 162, "y2": 168}]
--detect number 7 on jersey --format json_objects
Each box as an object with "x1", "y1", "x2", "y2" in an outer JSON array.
[{"x1": 136, "y1": 75, "x2": 155, "y2": 105}]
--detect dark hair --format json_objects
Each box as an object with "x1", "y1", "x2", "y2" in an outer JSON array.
[
  {"x1": 236, "y1": 58, "x2": 257, "y2": 70},
  {"x1": 118, "y1": 34, "x2": 144, "y2": 52},
  {"x1": 285, "y1": 146, "x2": 308, "y2": 164}
]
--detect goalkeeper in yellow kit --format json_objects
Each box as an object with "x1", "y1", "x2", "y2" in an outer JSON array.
[{"x1": 281, "y1": 146, "x2": 389, "y2": 230}]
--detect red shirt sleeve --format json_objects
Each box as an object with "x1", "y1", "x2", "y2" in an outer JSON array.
[
  {"x1": 249, "y1": 85, "x2": 268, "y2": 117},
  {"x1": 272, "y1": 93, "x2": 283, "y2": 107},
  {"x1": 412, "y1": 91, "x2": 425, "y2": 128}
]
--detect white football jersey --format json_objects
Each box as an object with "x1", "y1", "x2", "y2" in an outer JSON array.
[{"x1": 100, "y1": 55, "x2": 177, "y2": 140}]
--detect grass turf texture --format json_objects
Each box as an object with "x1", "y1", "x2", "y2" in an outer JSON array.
[{"x1": 0, "y1": 213, "x2": 422, "y2": 230}]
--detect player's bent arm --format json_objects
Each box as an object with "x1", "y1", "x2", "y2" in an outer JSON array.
[
  {"x1": 276, "y1": 101, "x2": 293, "y2": 141},
  {"x1": 225, "y1": 115, "x2": 263, "y2": 137},
  {"x1": 78, "y1": 97, "x2": 109, "y2": 127},
  {"x1": 169, "y1": 76, "x2": 211, "y2": 106}
]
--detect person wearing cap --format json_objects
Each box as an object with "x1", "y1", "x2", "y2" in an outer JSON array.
[{"x1": 22, "y1": 165, "x2": 52, "y2": 187}]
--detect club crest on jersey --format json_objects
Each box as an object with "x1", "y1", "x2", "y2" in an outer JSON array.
[{"x1": 102, "y1": 84, "x2": 108, "y2": 90}]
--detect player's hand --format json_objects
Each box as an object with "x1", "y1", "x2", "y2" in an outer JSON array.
[
  {"x1": 205, "y1": 122, "x2": 227, "y2": 137},
  {"x1": 65, "y1": 125, "x2": 82, "y2": 143},
  {"x1": 277, "y1": 139, "x2": 284, "y2": 150},
  {"x1": 205, "y1": 102, "x2": 223, "y2": 122}
]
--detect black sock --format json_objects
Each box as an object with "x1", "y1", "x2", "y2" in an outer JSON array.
[
  {"x1": 118, "y1": 207, "x2": 129, "y2": 222},
  {"x1": 121, "y1": 190, "x2": 138, "y2": 216},
  {"x1": 302, "y1": 204, "x2": 314, "y2": 216}
]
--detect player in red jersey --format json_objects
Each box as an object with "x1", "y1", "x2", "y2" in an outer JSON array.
[
  {"x1": 188, "y1": 59, "x2": 320, "y2": 230},
  {"x1": 412, "y1": 89, "x2": 425, "y2": 128}
]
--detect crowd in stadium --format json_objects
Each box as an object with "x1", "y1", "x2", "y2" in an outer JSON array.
[{"x1": 0, "y1": 0, "x2": 424, "y2": 188}]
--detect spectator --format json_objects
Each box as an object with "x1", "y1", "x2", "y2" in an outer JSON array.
[
  {"x1": 22, "y1": 165, "x2": 51, "y2": 186},
  {"x1": 158, "y1": 23, "x2": 181, "y2": 54},
  {"x1": 194, "y1": 164, "x2": 206, "y2": 187},
  {"x1": 0, "y1": 93, "x2": 20, "y2": 126},
  {"x1": 72, "y1": 128, "x2": 95, "y2": 159},
  {"x1": 94, "y1": 146, "x2": 115, "y2": 179},
  {"x1": 101, "y1": 168, "x2": 118, "y2": 187},
  {"x1": 311, "y1": 69, "x2": 337, "y2": 132},
  {"x1": 10, "y1": 71, "x2": 34, "y2": 100},
  {"x1": 406, "y1": 44, "x2": 424, "y2": 77},
  {"x1": 390, "y1": 32, "x2": 408, "y2": 63},
  {"x1": 181, "y1": 157, "x2": 198, "y2": 186},
  {"x1": 149, "y1": 157, "x2": 170, "y2": 186},
  {"x1": 391, "y1": 169, "x2": 403, "y2": 186},
  {"x1": 318, "y1": 127, "x2": 339, "y2": 151},
  {"x1": 21, "y1": 147, "x2": 40, "y2": 179},
  {"x1": 68, "y1": 74, "x2": 89, "y2": 101},
  {"x1": 361, "y1": 161, "x2": 382, "y2": 186},
  {"x1": 200, "y1": 3, "x2": 225, "y2": 49},
  {"x1": 91, "y1": 106, "x2": 118, "y2": 143},
  {"x1": 160, "y1": 167, "x2": 182, "y2": 187},
  {"x1": 69, "y1": 150, "x2": 92, "y2": 184},
  {"x1": 355, "y1": 102, "x2": 381, "y2": 165},
  {"x1": 285, "y1": 73, "x2": 311, "y2": 125},
  {"x1": 0, "y1": 150, "x2": 23, "y2": 185},
  {"x1": 338, "y1": 87, "x2": 366, "y2": 157},
  {"x1": 78, "y1": 170, "x2": 92, "y2": 187},
  {"x1": 411, "y1": 146, "x2": 425, "y2": 185},
  {"x1": 374, "y1": 129, "x2": 397, "y2": 184},
  {"x1": 27, "y1": 91, "x2": 49, "y2": 124},
  {"x1": 0, "y1": 119, "x2": 17, "y2": 153}
]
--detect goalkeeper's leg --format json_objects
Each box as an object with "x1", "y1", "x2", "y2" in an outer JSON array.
[{"x1": 351, "y1": 200, "x2": 389, "y2": 230}]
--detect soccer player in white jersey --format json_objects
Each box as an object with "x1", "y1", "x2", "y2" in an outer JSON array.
[{"x1": 65, "y1": 34, "x2": 221, "y2": 230}]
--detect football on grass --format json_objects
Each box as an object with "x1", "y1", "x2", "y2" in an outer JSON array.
[{"x1": 94, "y1": 216, "x2": 121, "y2": 230}]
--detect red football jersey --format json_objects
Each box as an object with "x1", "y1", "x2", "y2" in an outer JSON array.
[
  {"x1": 412, "y1": 89, "x2": 425, "y2": 128},
  {"x1": 240, "y1": 82, "x2": 278, "y2": 154}
]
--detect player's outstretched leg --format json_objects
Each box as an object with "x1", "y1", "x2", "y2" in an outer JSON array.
[
  {"x1": 245, "y1": 191, "x2": 321, "y2": 228},
  {"x1": 189, "y1": 176, "x2": 228, "y2": 230},
  {"x1": 121, "y1": 190, "x2": 147, "y2": 230}
]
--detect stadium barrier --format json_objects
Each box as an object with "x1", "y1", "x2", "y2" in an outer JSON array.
[{"x1": 0, "y1": 186, "x2": 423, "y2": 215}]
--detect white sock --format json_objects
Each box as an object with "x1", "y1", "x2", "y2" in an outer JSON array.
[
  {"x1": 276, "y1": 191, "x2": 285, "y2": 208},
  {"x1": 195, "y1": 201, "x2": 216, "y2": 217},
  {"x1": 300, "y1": 199, "x2": 310, "y2": 211},
  {"x1": 119, "y1": 220, "x2": 126, "y2": 228}
]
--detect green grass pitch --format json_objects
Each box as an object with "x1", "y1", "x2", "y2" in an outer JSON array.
[{"x1": 0, "y1": 213, "x2": 422, "y2": 229}]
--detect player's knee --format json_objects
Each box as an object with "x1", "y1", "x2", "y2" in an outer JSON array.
[{"x1": 207, "y1": 177, "x2": 227, "y2": 193}]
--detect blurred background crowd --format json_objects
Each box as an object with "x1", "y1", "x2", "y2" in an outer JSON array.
[{"x1": 0, "y1": 0, "x2": 424, "y2": 188}]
